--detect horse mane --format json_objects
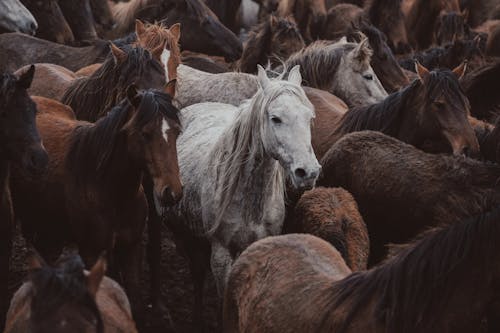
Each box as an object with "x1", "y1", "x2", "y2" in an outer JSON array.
[
  {"x1": 61, "y1": 45, "x2": 164, "y2": 122},
  {"x1": 66, "y1": 90, "x2": 179, "y2": 191},
  {"x1": 30, "y1": 254, "x2": 103, "y2": 333},
  {"x1": 208, "y1": 79, "x2": 312, "y2": 235},
  {"x1": 327, "y1": 205, "x2": 500, "y2": 333},
  {"x1": 334, "y1": 79, "x2": 421, "y2": 136},
  {"x1": 284, "y1": 40, "x2": 370, "y2": 89}
]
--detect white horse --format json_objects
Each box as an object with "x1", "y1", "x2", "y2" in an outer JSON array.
[
  {"x1": 0, "y1": 0, "x2": 37, "y2": 35},
  {"x1": 172, "y1": 65, "x2": 320, "y2": 300},
  {"x1": 174, "y1": 37, "x2": 388, "y2": 109}
]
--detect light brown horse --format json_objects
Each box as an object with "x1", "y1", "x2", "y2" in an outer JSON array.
[
  {"x1": 224, "y1": 205, "x2": 500, "y2": 332},
  {"x1": 5, "y1": 252, "x2": 137, "y2": 333},
  {"x1": 276, "y1": 0, "x2": 327, "y2": 41},
  {"x1": 284, "y1": 187, "x2": 369, "y2": 271},
  {"x1": 10, "y1": 88, "x2": 182, "y2": 320}
]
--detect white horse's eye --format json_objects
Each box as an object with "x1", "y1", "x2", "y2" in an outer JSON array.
[{"x1": 271, "y1": 116, "x2": 282, "y2": 124}]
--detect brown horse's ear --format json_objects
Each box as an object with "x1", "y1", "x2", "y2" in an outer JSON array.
[
  {"x1": 415, "y1": 61, "x2": 430, "y2": 82},
  {"x1": 110, "y1": 43, "x2": 126, "y2": 64},
  {"x1": 452, "y1": 61, "x2": 467, "y2": 79},
  {"x1": 86, "y1": 253, "x2": 107, "y2": 298},
  {"x1": 135, "y1": 19, "x2": 147, "y2": 43},
  {"x1": 462, "y1": 8, "x2": 469, "y2": 23},
  {"x1": 169, "y1": 23, "x2": 181, "y2": 43},
  {"x1": 270, "y1": 14, "x2": 278, "y2": 27},
  {"x1": 17, "y1": 64, "x2": 35, "y2": 90},
  {"x1": 27, "y1": 250, "x2": 47, "y2": 271},
  {"x1": 126, "y1": 84, "x2": 141, "y2": 108},
  {"x1": 165, "y1": 79, "x2": 177, "y2": 97}
]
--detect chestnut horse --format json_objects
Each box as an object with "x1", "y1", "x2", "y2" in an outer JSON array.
[
  {"x1": 0, "y1": 66, "x2": 48, "y2": 330},
  {"x1": 5, "y1": 253, "x2": 137, "y2": 333},
  {"x1": 312, "y1": 62, "x2": 478, "y2": 160},
  {"x1": 110, "y1": 0, "x2": 242, "y2": 61},
  {"x1": 10, "y1": 88, "x2": 182, "y2": 320},
  {"x1": 237, "y1": 15, "x2": 305, "y2": 73},
  {"x1": 20, "y1": 0, "x2": 74, "y2": 45},
  {"x1": 319, "y1": 130, "x2": 500, "y2": 263},
  {"x1": 284, "y1": 187, "x2": 369, "y2": 271},
  {"x1": 62, "y1": 44, "x2": 166, "y2": 121},
  {"x1": 224, "y1": 206, "x2": 500, "y2": 332},
  {"x1": 276, "y1": 0, "x2": 327, "y2": 41}
]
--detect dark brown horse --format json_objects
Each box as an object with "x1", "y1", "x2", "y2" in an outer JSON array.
[
  {"x1": 461, "y1": 60, "x2": 500, "y2": 121},
  {"x1": 110, "y1": 0, "x2": 243, "y2": 61},
  {"x1": 205, "y1": 0, "x2": 242, "y2": 32},
  {"x1": 90, "y1": 0, "x2": 115, "y2": 34},
  {"x1": 285, "y1": 187, "x2": 369, "y2": 271},
  {"x1": 312, "y1": 62, "x2": 479, "y2": 160},
  {"x1": 5, "y1": 252, "x2": 138, "y2": 333},
  {"x1": 58, "y1": 0, "x2": 99, "y2": 43},
  {"x1": 406, "y1": 0, "x2": 461, "y2": 49},
  {"x1": 275, "y1": 0, "x2": 328, "y2": 41},
  {"x1": 11, "y1": 88, "x2": 182, "y2": 321},
  {"x1": 237, "y1": 15, "x2": 305, "y2": 73},
  {"x1": 0, "y1": 66, "x2": 48, "y2": 330},
  {"x1": 319, "y1": 130, "x2": 500, "y2": 263},
  {"x1": 0, "y1": 33, "x2": 110, "y2": 73},
  {"x1": 62, "y1": 44, "x2": 166, "y2": 121},
  {"x1": 20, "y1": 0, "x2": 75, "y2": 45},
  {"x1": 435, "y1": 10, "x2": 468, "y2": 45},
  {"x1": 224, "y1": 206, "x2": 500, "y2": 332}
]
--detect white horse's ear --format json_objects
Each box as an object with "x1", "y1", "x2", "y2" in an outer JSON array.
[
  {"x1": 338, "y1": 36, "x2": 348, "y2": 44},
  {"x1": 288, "y1": 65, "x2": 302, "y2": 86},
  {"x1": 353, "y1": 37, "x2": 372, "y2": 64},
  {"x1": 257, "y1": 65, "x2": 270, "y2": 90}
]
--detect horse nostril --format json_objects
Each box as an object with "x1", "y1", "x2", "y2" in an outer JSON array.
[
  {"x1": 294, "y1": 168, "x2": 306, "y2": 178},
  {"x1": 30, "y1": 22, "x2": 38, "y2": 34},
  {"x1": 161, "y1": 187, "x2": 171, "y2": 201}
]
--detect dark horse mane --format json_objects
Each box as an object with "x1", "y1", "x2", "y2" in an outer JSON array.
[
  {"x1": 334, "y1": 69, "x2": 468, "y2": 137},
  {"x1": 61, "y1": 45, "x2": 165, "y2": 122},
  {"x1": 30, "y1": 254, "x2": 103, "y2": 333},
  {"x1": 66, "y1": 90, "x2": 180, "y2": 191},
  {"x1": 327, "y1": 205, "x2": 500, "y2": 333}
]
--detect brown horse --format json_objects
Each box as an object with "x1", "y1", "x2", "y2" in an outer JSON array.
[
  {"x1": 237, "y1": 15, "x2": 305, "y2": 73},
  {"x1": 205, "y1": 0, "x2": 242, "y2": 32},
  {"x1": 15, "y1": 63, "x2": 77, "y2": 101},
  {"x1": 224, "y1": 205, "x2": 500, "y2": 332},
  {"x1": 58, "y1": 0, "x2": 99, "y2": 43},
  {"x1": 276, "y1": 0, "x2": 327, "y2": 41},
  {"x1": 435, "y1": 10, "x2": 468, "y2": 45},
  {"x1": 0, "y1": 33, "x2": 110, "y2": 73},
  {"x1": 0, "y1": 66, "x2": 48, "y2": 331},
  {"x1": 110, "y1": 0, "x2": 242, "y2": 61},
  {"x1": 90, "y1": 0, "x2": 115, "y2": 34},
  {"x1": 5, "y1": 252, "x2": 137, "y2": 333},
  {"x1": 285, "y1": 187, "x2": 369, "y2": 271},
  {"x1": 20, "y1": 0, "x2": 74, "y2": 45},
  {"x1": 312, "y1": 62, "x2": 478, "y2": 160},
  {"x1": 406, "y1": 0, "x2": 461, "y2": 49},
  {"x1": 319, "y1": 130, "x2": 500, "y2": 263},
  {"x1": 486, "y1": 20, "x2": 500, "y2": 56},
  {"x1": 10, "y1": 88, "x2": 182, "y2": 321},
  {"x1": 322, "y1": 3, "x2": 363, "y2": 40},
  {"x1": 62, "y1": 44, "x2": 166, "y2": 121}
]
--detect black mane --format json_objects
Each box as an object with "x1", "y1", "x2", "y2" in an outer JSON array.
[
  {"x1": 30, "y1": 254, "x2": 103, "y2": 333},
  {"x1": 329, "y1": 205, "x2": 500, "y2": 333}
]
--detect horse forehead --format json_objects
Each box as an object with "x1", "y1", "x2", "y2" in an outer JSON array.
[{"x1": 268, "y1": 92, "x2": 313, "y2": 117}]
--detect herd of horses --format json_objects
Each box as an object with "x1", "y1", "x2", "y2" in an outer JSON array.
[{"x1": 1, "y1": 0, "x2": 500, "y2": 332}]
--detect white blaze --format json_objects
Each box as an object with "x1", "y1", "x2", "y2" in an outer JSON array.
[
  {"x1": 161, "y1": 49, "x2": 171, "y2": 81},
  {"x1": 162, "y1": 119, "x2": 170, "y2": 143}
]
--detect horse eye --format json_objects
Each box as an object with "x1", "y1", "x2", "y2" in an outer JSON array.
[
  {"x1": 271, "y1": 116, "x2": 282, "y2": 124},
  {"x1": 434, "y1": 102, "x2": 446, "y2": 110},
  {"x1": 363, "y1": 74, "x2": 374, "y2": 80}
]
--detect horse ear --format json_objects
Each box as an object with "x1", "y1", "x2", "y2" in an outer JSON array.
[
  {"x1": 126, "y1": 84, "x2": 141, "y2": 108},
  {"x1": 86, "y1": 253, "x2": 107, "y2": 298},
  {"x1": 353, "y1": 37, "x2": 372, "y2": 66},
  {"x1": 462, "y1": 8, "x2": 469, "y2": 23},
  {"x1": 270, "y1": 14, "x2": 278, "y2": 27},
  {"x1": 257, "y1": 65, "x2": 270, "y2": 90},
  {"x1": 288, "y1": 65, "x2": 302, "y2": 86},
  {"x1": 338, "y1": 36, "x2": 349, "y2": 44},
  {"x1": 17, "y1": 64, "x2": 35, "y2": 90},
  {"x1": 415, "y1": 61, "x2": 430, "y2": 82},
  {"x1": 110, "y1": 43, "x2": 126, "y2": 64},
  {"x1": 165, "y1": 79, "x2": 177, "y2": 97},
  {"x1": 169, "y1": 23, "x2": 181, "y2": 43},
  {"x1": 27, "y1": 250, "x2": 47, "y2": 271},
  {"x1": 452, "y1": 61, "x2": 467, "y2": 79},
  {"x1": 135, "y1": 20, "x2": 146, "y2": 42}
]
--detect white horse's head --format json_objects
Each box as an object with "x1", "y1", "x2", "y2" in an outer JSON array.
[
  {"x1": 257, "y1": 65, "x2": 320, "y2": 190},
  {"x1": 0, "y1": 0, "x2": 37, "y2": 35}
]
